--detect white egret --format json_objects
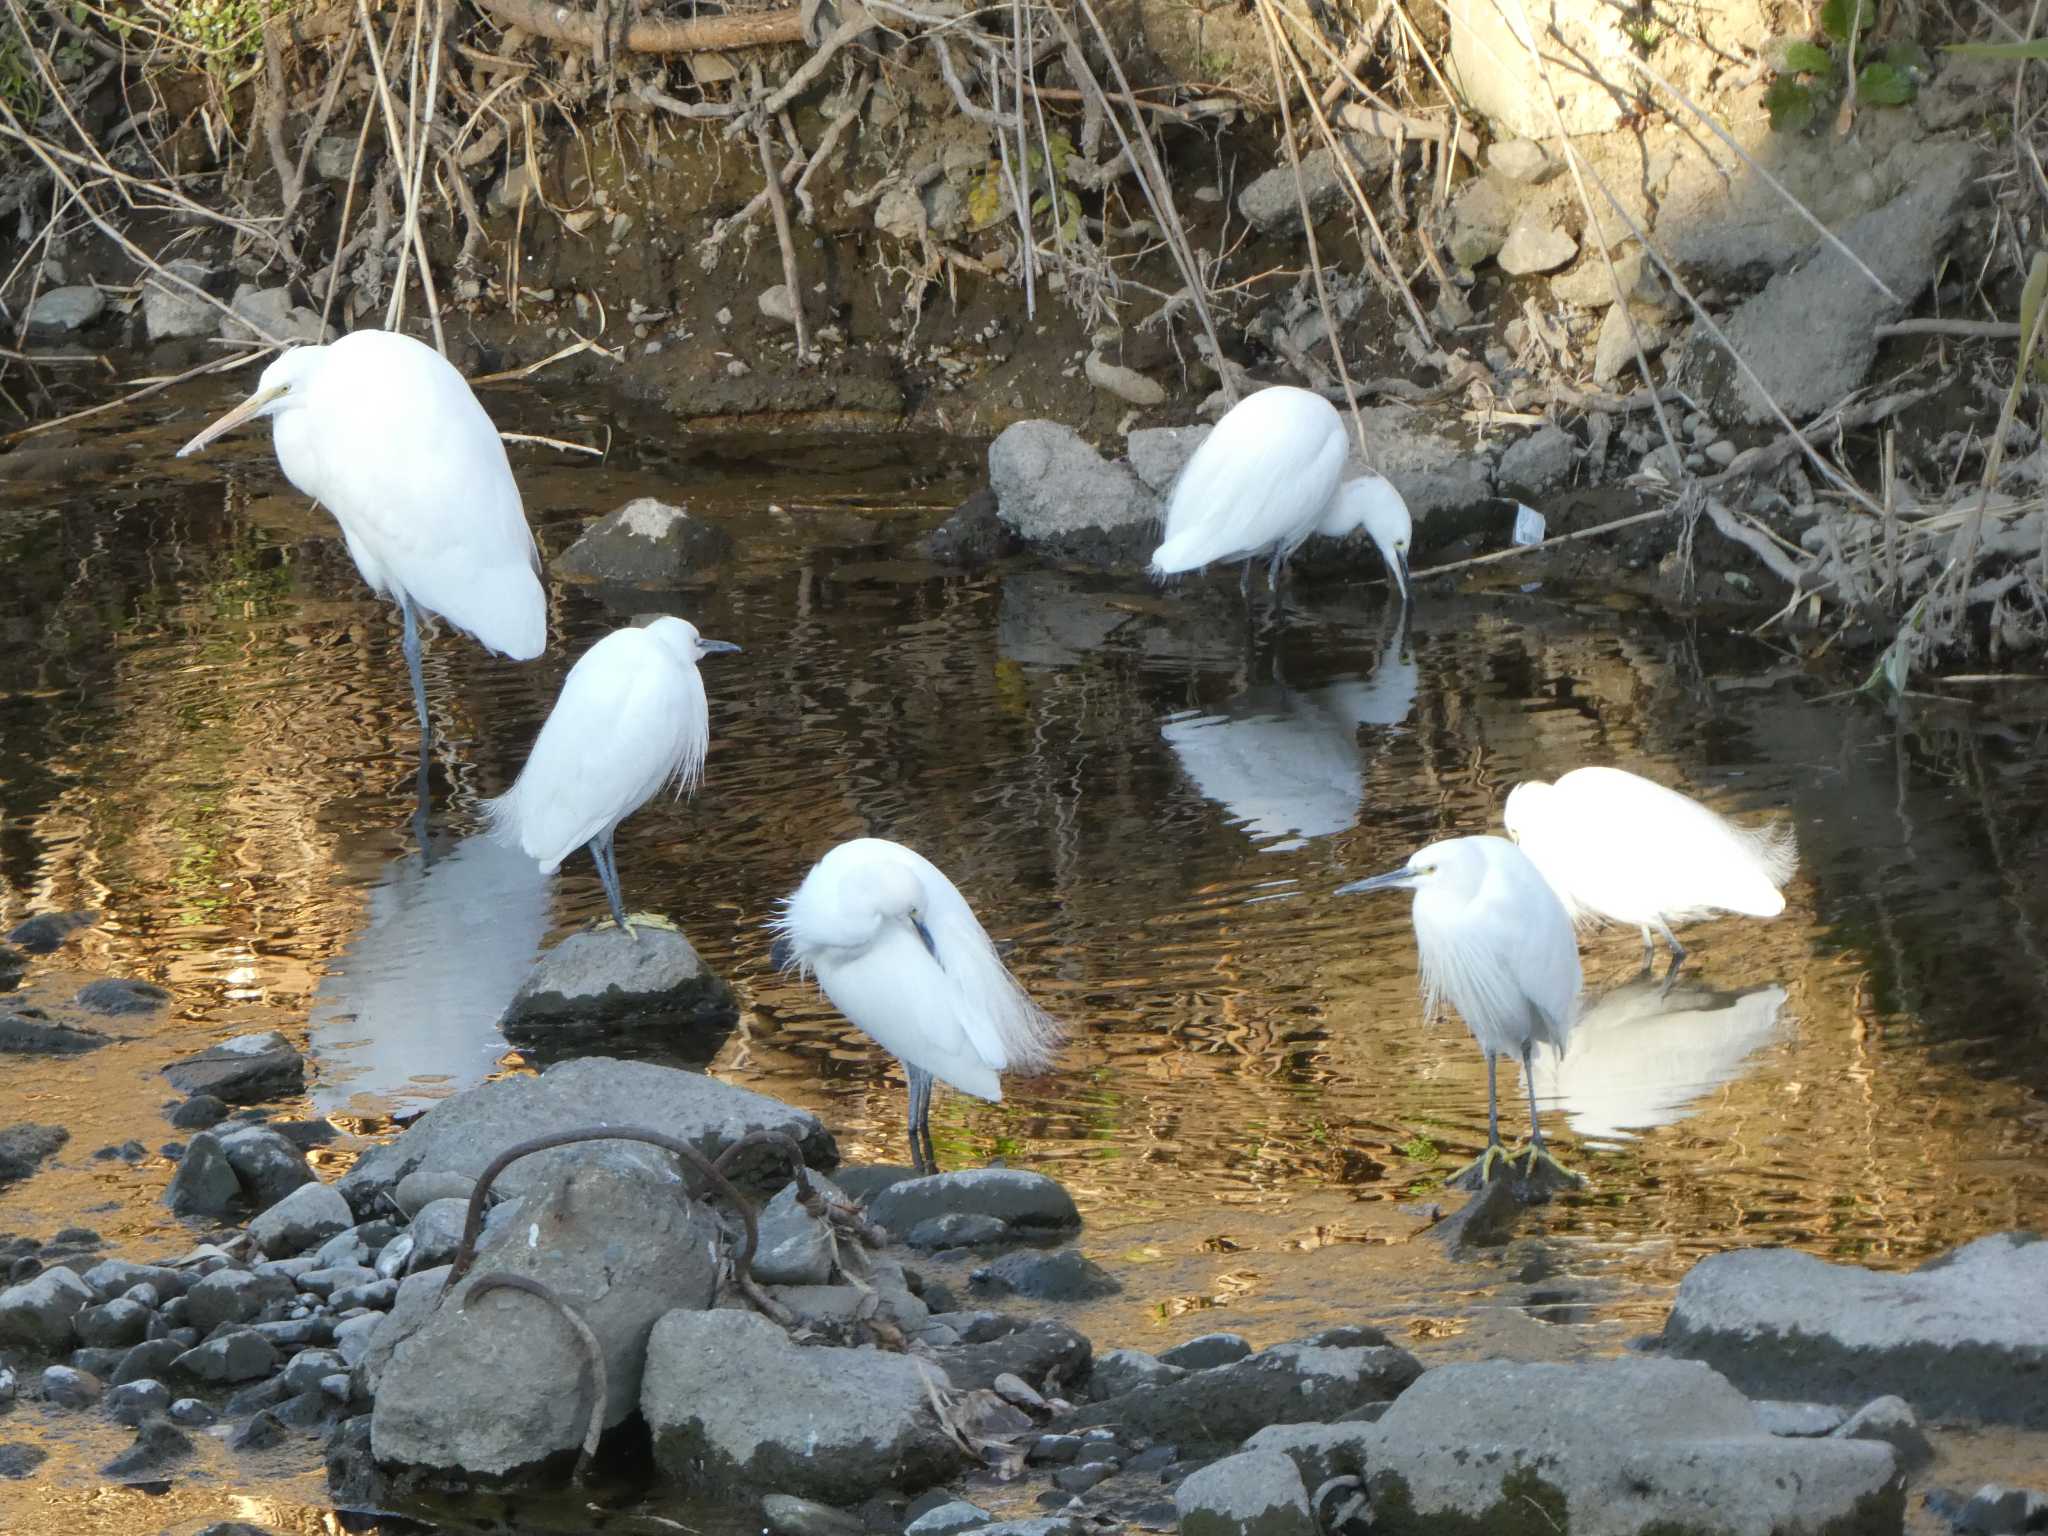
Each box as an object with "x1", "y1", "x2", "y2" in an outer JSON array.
[
  {"x1": 1502, "y1": 767, "x2": 1796, "y2": 974},
  {"x1": 176, "y1": 329, "x2": 547, "y2": 748},
  {"x1": 1148, "y1": 386, "x2": 1412, "y2": 602},
  {"x1": 1338, "y1": 835, "x2": 1582, "y2": 1187},
  {"x1": 769, "y1": 837, "x2": 1061, "y2": 1174},
  {"x1": 484, "y1": 617, "x2": 739, "y2": 933}
]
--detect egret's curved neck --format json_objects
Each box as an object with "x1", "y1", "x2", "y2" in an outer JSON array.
[{"x1": 270, "y1": 403, "x2": 323, "y2": 503}]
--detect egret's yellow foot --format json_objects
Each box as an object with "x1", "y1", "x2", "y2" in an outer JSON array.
[
  {"x1": 626, "y1": 911, "x2": 679, "y2": 932},
  {"x1": 1514, "y1": 1143, "x2": 1583, "y2": 1189},
  {"x1": 1446, "y1": 1142, "x2": 1515, "y2": 1191}
]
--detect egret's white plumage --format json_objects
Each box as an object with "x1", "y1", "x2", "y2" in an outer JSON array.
[
  {"x1": 176, "y1": 329, "x2": 547, "y2": 750},
  {"x1": 771, "y1": 837, "x2": 1060, "y2": 1172},
  {"x1": 1503, "y1": 766, "x2": 1796, "y2": 969},
  {"x1": 1148, "y1": 386, "x2": 1413, "y2": 600},
  {"x1": 1338, "y1": 835, "x2": 1582, "y2": 1185},
  {"x1": 485, "y1": 617, "x2": 738, "y2": 930}
]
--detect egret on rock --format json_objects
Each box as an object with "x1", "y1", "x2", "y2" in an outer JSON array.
[
  {"x1": 485, "y1": 617, "x2": 738, "y2": 933},
  {"x1": 1338, "y1": 835, "x2": 1582, "y2": 1188},
  {"x1": 769, "y1": 837, "x2": 1061, "y2": 1175},
  {"x1": 1502, "y1": 766, "x2": 1796, "y2": 976},
  {"x1": 1148, "y1": 385, "x2": 1412, "y2": 602},
  {"x1": 176, "y1": 329, "x2": 547, "y2": 752}
]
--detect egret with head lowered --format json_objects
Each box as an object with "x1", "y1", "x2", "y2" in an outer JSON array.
[
  {"x1": 1149, "y1": 385, "x2": 1411, "y2": 603},
  {"x1": 1503, "y1": 766, "x2": 1796, "y2": 976},
  {"x1": 1338, "y1": 835, "x2": 1581, "y2": 1188},
  {"x1": 485, "y1": 617, "x2": 738, "y2": 933},
  {"x1": 177, "y1": 329, "x2": 547, "y2": 755},
  {"x1": 770, "y1": 837, "x2": 1061, "y2": 1175}
]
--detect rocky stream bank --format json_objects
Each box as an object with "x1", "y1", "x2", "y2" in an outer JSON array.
[{"x1": 3, "y1": 908, "x2": 2047, "y2": 1536}]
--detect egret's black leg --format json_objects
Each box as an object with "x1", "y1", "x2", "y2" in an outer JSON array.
[
  {"x1": 399, "y1": 597, "x2": 431, "y2": 751},
  {"x1": 1639, "y1": 925, "x2": 1657, "y2": 973},
  {"x1": 590, "y1": 832, "x2": 630, "y2": 933},
  {"x1": 1240, "y1": 558, "x2": 1254, "y2": 601},
  {"x1": 411, "y1": 751, "x2": 431, "y2": 852},
  {"x1": 906, "y1": 1067, "x2": 935, "y2": 1175},
  {"x1": 1449, "y1": 1054, "x2": 1511, "y2": 1189},
  {"x1": 1517, "y1": 1041, "x2": 1580, "y2": 1185},
  {"x1": 1654, "y1": 919, "x2": 1687, "y2": 986}
]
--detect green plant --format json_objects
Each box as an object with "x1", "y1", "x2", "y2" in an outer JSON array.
[
  {"x1": 1, "y1": 17, "x2": 47, "y2": 117},
  {"x1": 966, "y1": 130, "x2": 1084, "y2": 242},
  {"x1": 1764, "y1": 0, "x2": 1923, "y2": 132}
]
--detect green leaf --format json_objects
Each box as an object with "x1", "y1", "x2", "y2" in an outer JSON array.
[
  {"x1": 1884, "y1": 40, "x2": 1929, "y2": 70},
  {"x1": 1764, "y1": 75, "x2": 1818, "y2": 131},
  {"x1": 1856, "y1": 60, "x2": 1917, "y2": 105},
  {"x1": 1944, "y1": 38, "x2": 2048, "y2": 60},
  {"x1": 965, "y1": 167, "x2": 1007, "y2": 230},
  {"x1": 1819, "y1": 0, "x2": 1874, "y2": 43},
  {"x1": 2020, "y1": 249, "x2": 2048, "y2": 385},
  {"x1": 1045, "y1": 130, "x2": 1075, "y2": 180},
  {"x1": 1784, "y1": 40, "x2": 1833, "y2": 73}
]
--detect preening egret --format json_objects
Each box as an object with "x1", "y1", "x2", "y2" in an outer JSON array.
[
  {"x1": 484, "y1": 617, "x2": 739, "y2": 933},
  {"x1": 1338, "y1": 835, "x2": 1582, "y2": 1187},
  {"x1": 769, "y1": 837, "x2": 1061, "y2": 1175},
  {"x1": 1148, "y1": 386, "x2": 1412, "y2": 602},
  {"x1": 176, "y1": 329, "x2": 547, "y2": 751},
  {"x1": 1502, "y1": 766, "x2": 1796, "y2": 975}
]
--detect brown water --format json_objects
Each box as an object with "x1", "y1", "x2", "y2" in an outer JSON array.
[{"x1": 3, "y1": 378, "x2": 2048, "y2": 1533}]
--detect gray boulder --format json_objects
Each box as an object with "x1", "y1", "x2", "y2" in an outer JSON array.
[
  {"x1": 185, "y1": 1269, "x2": 294, "y2": 1333},
  {"x1": 73, "y1": 978, "x2": 169, "y2": 1015},
  {"x1": 1498, "y1": 424, "x2": 1576, "y2": 495},
  {"x1": 1126, "y1": 424, "x2": 1211, "y2": 494},
  {"x1": 73, "y1": 1299, "x2": 150, "y2": 1349},
  {"x1": 25, "y1": 286, "x2": 105, "y2": 335},
  {"x1": 222, "y1": 284, "x2": 330, "y2": 345},
  {"x1": 1088, "y1": 1347, "x2": 1182, "y2": 1399},
  {"x1": 0, "y1": 1013, "x2": 109, "y2": 1055},
  {"x1": 987, "y1": 421, "x2": 1157, "y2": 566},
  {"x1": 865, "y1": 1168, "x2": 1080, "y2": 1236},
  {"x1": 1236, "y1": 136, "x2": 1395, "y2": 235},
  {"x1": 969, "y1": 1248, "x2": 1118, "y2": 1302},
  {"x1": 142, "y1": 260, "x2": 222, "y2": 341},
  {"x1": 174, "y1": 1329, "x2": 277, "y2": 1383},
  {"x1": 906, "y1": 1501, "x2": 993, "y2": 1536},
  {"x1": 1175, "y1": 1449, "x2": 1317, "y2": 1536},
  {"x1": 163, "y1": 1131, "x2": 242, "y2": 1216},
  {"x1": 249, "y1": 1181, "x2": 353, "y2": 1258},
  {"x1": 750, "y1": 1174, "x2": 845, "y2": 1286},
  {"x1": 552, "y1": 498, "x2": 736, "y2": 589},
  {"x1": 497, "y1": 927, "x2": 738, "y2": 1049},
  {"x1": 401, "y1": 1197, "x2": 469, "y2": 1274},
  {"x1": 162, "y1": 1031, "x2": 305, "y2": 1103},
  {"x1": 1833, "y1": 1396, "x2": 1931, "y2": 1475},
  {"x1": 392, "y1": 1169, "x2": 475, "y2": 1216},
  {"x1": 1068, "y1": 1334, "x2": 1422, "y2": 1446},
  {"x1": 933, "y1": 1318, "x2": 1091, "y2": 1393},
  {"x1": 1160, "y1": 1332, "x2": 1253, "y2": 1370},
  {"x1": 0, "y1": 1266, "x2": 93, "y2": 1349},
  {"x1": 0, "y1": 1123, "x2": 67, "y2": 1186},
  {"x1": 338, "y1": 1055, "x2": 834, "y2": 1213},
  {"x1": 1660, "y1": 1233, "x2": 2048, "y2": 1426},
  {"x1": 218, "y1": 1125, "x2": 316, "y2": 1208},
  {"x1": 643, "y1": 1308, "x2": 972, "y2": 1502},
  {"x1": 371, "y1": 1156, "x2": 721, "y2": 1477},
  {"x1": 1247, "y1": 1357, "x2": 1902, "y2": 1536}
]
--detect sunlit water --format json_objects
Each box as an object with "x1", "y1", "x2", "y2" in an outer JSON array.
[{"x1": 4, "y1": 379, "x2": 2048, "y2": 1532}]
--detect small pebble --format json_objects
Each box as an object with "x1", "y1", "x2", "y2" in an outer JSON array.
[{"x1": 167, "y1": 1397, "x2": 216, "y2": 1426}]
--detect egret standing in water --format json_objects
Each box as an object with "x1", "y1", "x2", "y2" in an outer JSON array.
[
  {"x1": 1503, "y1": 767, "x2": 1796, "y2": 976},
  {"x1": 177, "y1": 330, "x2": 547, "y2": 753},
  {"x1": 1149, "y1": 385, "x2": 1412, "y2": 603},
  {"x1": 1338, "y1": 836, "x2": 1582, "y2": 1187},
  {"x1": 769, "y1": 837, "x2": 1061, "y2": 1175},
  {"x1": 485, "y1": 618, "x2": 738, "y2": 933}
]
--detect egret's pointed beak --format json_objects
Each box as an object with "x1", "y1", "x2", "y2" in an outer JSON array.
[
  {"x1": 1394, "y1": 550, "x2": 1412, "y2": 605},
  {"x1": 769, "y1": 934, "x2": 796, "y2": 971},
  {"x1": 911, "y1": 915, "x2": 939, "y2": 963},
  {"x1": 176, "y1": 384, "x2": 287, "y2": 459},
  {"x1": 1335, "y1": 867, "x2": 1416, "y2": 897},
  {"x1": 698, "y1": 639, "x2": 742, "y2": 656}
]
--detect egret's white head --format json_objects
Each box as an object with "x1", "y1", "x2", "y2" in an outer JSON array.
[
  {"x1": 1335, "y1": 836, "x2": 1486, "y2": 900},
  {"x1": 1501, "y1": 780, "x2": 1551, "y2": 845},
  {"x1": 175, "y1": 344, "x2": 328, "y2": 458},
  {"x1": 769, "y1": 840, "x2": 936, "y2": 973},
  {"x1": 644, "y1": 615, "x2": 742, "y2": 666},
  {"x1": 1319, "y1": 476, "x2": 1412, "y2": 604}
]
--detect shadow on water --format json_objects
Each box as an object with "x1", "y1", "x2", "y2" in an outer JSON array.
[{"x1": 2, "y1": 376, "x2": 2048, "y2": 1531}]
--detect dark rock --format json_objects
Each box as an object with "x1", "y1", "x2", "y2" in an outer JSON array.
[
  {"x1": 83, "y1": 1259, "x2": 189, "y2": 1300},
  {"x1": 1053, "y1": 1461, "x2": 1114, "y2": 1494},
  {"x1": 104, "y1": 1377, "x2": 171, "y2": 1425},
  {"x1": 921, "y1": 488, "x2": 1018, "y2": 567},
  {"x1": 971, "y1": 1248, "x2": 1119, "y2": 1302},
  {"x1": 833, "y1": 1165, "x2": 914, "y2": 1204},
  {"x1": 0, "y1": 946, "x2": 22, "y2": 992},
  {"x1": 185, "y1": 1269, "x2": 295, "y2": 1332},
  {"x1": 74, "y1": 978, "x2": 171, "y2": 1015},
  {"x1": 74, "y1": 1298, "x2": 151, "y2": 1349},
  {"x1": 219, "y1": 1125, "x2": 316, "y2": 1209},
  {"x1": 281, "y1": 1346, "x2": 347, "y2": 1395},
  {"x1": 231, "y1": 1409, "x2": 289, "y2": 1451},
  {"x1": 103, "y1": 1416, "x2": 194, "y2": 1480},
  {"x1": 935, "y1": 1320, "x2": 1092, "y2": 1393},
  {"x1": 0, "y1": 1012, "x2": 110, "y2": 1056},
  {"x1": 760, "y1": 1493, "x2": 867, "y2": 1536},
  {"x1": 6, "y1": 911, "x2": 96, "y2": 953},
  {"x1": 1174, "y1": 1449, "x2": 1316, "y2": 1536},
  {"x1": 329, "y1": 1278, "x2": 396, "y2": 1311},
  {"x1": 0, "y1": 1264, "x2": 94, "y2": 1348},
  {"x1": 0, "y1": 1123, "x2": 68, "y2": 1185},
  {"x1": 1089, "y1": 1348, "x2": 1182, "y2": 1399},
  {"x1": 163, "y1": 1132, "x2": 241, "y2": 1217},
  {"x1": 552, "y1": 497, "x2": 735, "y2": 589},
  {"x1": 905, "y1": 1501, "x2": 993, "y2": 1536},
  {"x1": 868, "y1": 1168, "x2": 1080, "y2": 1236},
  {"x1": 392, "y1": 1169, "x2": 475, "y2": 1217},
  {"x1": 1952, "y1": 1483, "x2": 2048, "y2": 1534},
  {"x1": 1247, "y1": 1357, "x2": 1902, "y2": 1534},
  {"x1": 1159, "y1": 1333, "x2": 1252, "y2": 1370},
  {"x1": 169, "y1": 1095, "x2": 228, "y2": 1129},
  {"x1": 1833, "y1": 1396, "x2": 1932, "y2": 1475},
  {"x1": 1069, "y1": 1336, "x2": 1422, "y2": 1448},
  {"x1": 192, "y1": 1525, "x2": 280, "y2": 1536},
  {"x1": 111, "y1": 1337, "x2": 184, "y2": 1385},
  {"x1": 751, "y1": 1173, "x2": 845, "y2": 1286},
  {"x1": 168, "y1": 1397, "x2": 216, "y2": 1426},
  {"x1": 1238, "y1": 135, "x2": 1396, "y2": 234},
  {"x1": 907, "y1": 1213, "x2": 1011, "y2": 1251},
  {"x1": 1756, "y1": 1399, "x2": 1849, "y2": 1437},
  {"x1": 339, "y1": 1056, "x2": 834, "y2": 1214},
  {"x1": 644, "y1": 1309, "x2": 973, "y2": 1503},
  {"x1": 1661, "y1": 1232, "x2": 2048, "y2": 1426},
  {"x1": 69, "y1": 1346, "x2": 127, "y2": 1377},
  {"x1": 41, "y1": 1363, "x2": 102, "y2": 1407},
  {"x1": 1030, "y1": 1433, "x2": 1083, "y2": 1464},
  {"x1": 370, "y1": 1157, "x2": 721, "y2": 1477},
  {"x1": 226, "y1": 1375, "x2": 290, "y2": 1416},
  {"x1": 498, "y1": 925, "x2": 739, "y2": 1051},
  {"x1": 174, "y1": 1329, "x2": 277, "y2": 1382},
  {"x1": 0, "y1": 1443, "x2": 48, "y2": 1478},
  {"x1": 1427, "y1": 1174, "x2": 1524, "y2": 1256},
  {"x1": 162, "y1": 1031, "x2": 305, "y2": 1104},
  {"x1": 300, "y1": 1264, "x2": 378, "y2": 1299},
  {"x1": 248, "y1": 1180, "x2": 353, "y2": 1257},
  {"x1": 92, "y1": 1140, "x2": 148, "y2": 1163}
]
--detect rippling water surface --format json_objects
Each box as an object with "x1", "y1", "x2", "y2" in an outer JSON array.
[{"x1": 4, "y1": 378, "x2": 2047, "y2": 1533}]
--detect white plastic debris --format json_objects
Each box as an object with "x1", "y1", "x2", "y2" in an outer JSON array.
[{"x1": 1512, "y1": 503, "x2": 1547, "y2": 546}]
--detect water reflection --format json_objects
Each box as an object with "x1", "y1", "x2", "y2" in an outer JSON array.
[
  {"x1": 1531, "y1": 976, "x2": 1790, "y2": 1143},
  {"x1": 306, "y1": 830, "x2": 551, "y2": 1118}
]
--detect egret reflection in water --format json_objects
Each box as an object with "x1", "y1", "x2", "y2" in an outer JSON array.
[
  {"x1": 307, "y1": 831, "x2": 553, "y2": 1117},
  {"x1": 1161, "y1": 639, "x2": 1418, "y2": 851},
  {"x1": 1529, "y1": 975, "x2": 1790, "y2": 1143}
]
